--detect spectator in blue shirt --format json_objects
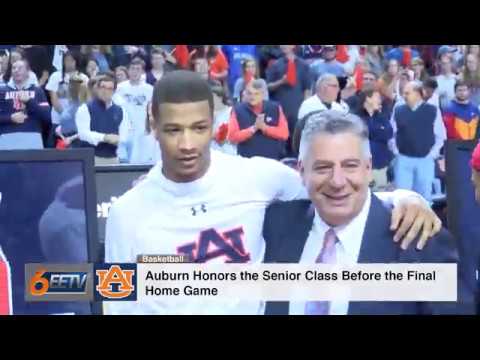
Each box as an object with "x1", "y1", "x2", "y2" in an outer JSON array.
[
  {"x1": 385, "y1": 45, "x2": 420, "y2": 67},
  {"x1": 310, "y1": 45, "x2": 346, "y2": 86}
]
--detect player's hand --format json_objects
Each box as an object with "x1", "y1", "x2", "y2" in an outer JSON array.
[
  {"x1": 390, "y1": 195, "x2": 442, "y2": 250},
  {"x1": 11, "y1": 112, "x2": 27, "y2": 124}
]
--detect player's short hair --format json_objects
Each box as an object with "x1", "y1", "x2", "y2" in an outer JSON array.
[
  {"x1": 299, "y1": 110, "x2": 371, "y2": 162},
  {"x1": 152, "y1": 70, "x2": 214, "y2": 123}
]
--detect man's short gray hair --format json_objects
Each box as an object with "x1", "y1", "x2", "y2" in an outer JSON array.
[
  {"x1": 298, "y1": 110, "x2": 372, "y2": 161},
  {"x1": 247, "y1": 78, "x2": 268, "y2": 98},
  {"x1": 407, "y1": 80, "x2": 424, "y2": 95},
  {"x1": 316, "y1": 73, "x2": 338, "y2": 92},
  {"x1": 250, "y1": 79, "x2": 265, "y2": 91}
]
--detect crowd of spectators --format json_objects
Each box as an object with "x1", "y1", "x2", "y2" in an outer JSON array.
[{"x1": 0, "y1": 45, "x2": 479, "y2": 199}]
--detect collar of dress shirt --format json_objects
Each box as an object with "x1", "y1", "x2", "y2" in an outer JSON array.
[{"x1": 312, "y1": 189, "x2": 372, "y2": 261}]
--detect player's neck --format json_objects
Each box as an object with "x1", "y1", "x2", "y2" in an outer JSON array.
[{"x1": 161, "y1": 155, "x2": 212, "y2": 184}]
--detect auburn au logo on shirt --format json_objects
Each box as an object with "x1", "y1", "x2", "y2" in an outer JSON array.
[{"x1": 177, "y1": 227, "x2": 251, "y2": 263}]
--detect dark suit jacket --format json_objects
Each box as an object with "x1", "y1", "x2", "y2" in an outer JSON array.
[{"x1": 263, "y1": 194, "x2": 476, "y2": 315}]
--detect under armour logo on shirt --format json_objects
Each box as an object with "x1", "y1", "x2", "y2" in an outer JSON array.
[{"x1": 191, "y1": 204, "x2": 207, "y2": 216}]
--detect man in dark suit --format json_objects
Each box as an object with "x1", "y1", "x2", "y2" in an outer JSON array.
[{"x1": 263, "y1": 110, "x2": 476, "y2": 315}]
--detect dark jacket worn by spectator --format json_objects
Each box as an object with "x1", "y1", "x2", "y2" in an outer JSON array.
[
  {"x1": 76, "y1": 98, "x2": 124, "y2": 159},
  {"x1": 266, "y1": 56, "x2": 311, "y2": 139},
  {"x1": 356, "y1": 108, "x2": 394, "y2": 169},
  {"x1": 0, "y1": 81, "x2": 51, "y2": 148},
  {"x1": 393, "y1": 102, "x2": 437, "y2": 158},
  {"x1": 227, "y1": 100, "x2": 289, "y2": 160}
]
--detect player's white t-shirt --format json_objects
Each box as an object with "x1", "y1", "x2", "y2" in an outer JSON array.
[
  {"x1": 105, "y1": 150, "x2": 305, "y2": 315},
  {"x1": 114, "y1": 80, "x2": 153, "y2": 141},
  {"x1": 104, "y1": 150, "x2": 407, "y2": 315}
]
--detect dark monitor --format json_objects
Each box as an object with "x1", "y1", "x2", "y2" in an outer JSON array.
[
  {"x1": 0, "y1": 149, "x2": 98, "y2": 315},
  {"x1": 95, "y1": 165, "x2": 152, "y2": 248}
]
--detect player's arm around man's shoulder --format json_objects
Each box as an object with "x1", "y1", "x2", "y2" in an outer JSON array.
[{"x1": 251, "y1": 155, "x2": 442, "y2": 250}]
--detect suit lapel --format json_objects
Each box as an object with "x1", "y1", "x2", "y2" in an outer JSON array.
[
  {"x1": 265, "y1": 202, "x2": 314, "y2": 315},
  {"x1": 278, "y1": 203, "x2": 315, "y2": 263},
  {"x1": 349, "y1": 195, "x2": 402, "y2": 315},
  {"x1": 357, "y1": 195, "x2": 399, "y2": 263}
]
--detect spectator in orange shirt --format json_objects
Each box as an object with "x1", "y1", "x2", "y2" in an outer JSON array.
[
  {"x1": 191, "y1": 46, "x2": 229, "y2": 95},
  {"x1": 227, "y1": 79, "x2": 289, "y2": 160},
  {"x1": 442, "y1": 81, "x2": 480, "y2": 141},
  {"x1": 206, "y1": 46, "x2": 228, "y2": 84}
]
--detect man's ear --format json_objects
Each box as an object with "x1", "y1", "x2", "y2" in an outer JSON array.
[
  {"x1": 150, "y1": 119, "x2": 160, "y2": 141},
  {"x1": 366, "y1": 158, "x2": 373, "y2": 184},
  {"x1": 298, "y1": 160, "x2": 307, "y2": 187}
]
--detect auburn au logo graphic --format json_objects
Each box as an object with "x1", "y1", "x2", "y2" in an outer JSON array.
[{"x1": 95, "y1": 264, "x2": 137, "y2": 301}]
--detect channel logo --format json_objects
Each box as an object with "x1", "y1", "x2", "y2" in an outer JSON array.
[
  {"x1": 25, "y1": 264, "x2": 93, "y2": 302},
  {"x1": 94, "y1": 264, "x2": 137, "y2": 301},
  {"x1": 30, "y1": 269, "x2": 87, "y2": 296}
]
